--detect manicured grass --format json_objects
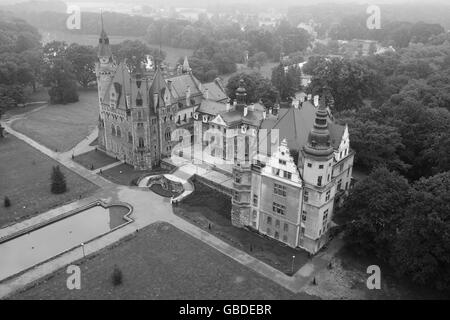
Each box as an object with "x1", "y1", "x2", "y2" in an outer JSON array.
[
  {"x1": 11, "y1": 222, "x2": 314, "y2": 300},
  {"x1": 0, "y1": 136, "x2": 98, "y2": 228},
  {"x1": 99, "y1": 163, "x2": 169, "y2": 186},
  {"x1": 173, "y1": 180, "x2": 310, "y2": 275},
  {"x1": 11, "y1": 89, "x2": 99, "y2": 152},
  {"x1": 73, "y1": 149, "x2": 118, "y2": 170}
]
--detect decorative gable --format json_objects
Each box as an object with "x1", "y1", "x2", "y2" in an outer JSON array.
[{"x1": 211, "y1": 114, "x2": 227, "y2": 126}]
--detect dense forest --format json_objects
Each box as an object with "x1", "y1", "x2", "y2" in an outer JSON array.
[{"x1": 302, "y1": 33, "x2": 450, "y2": 292}]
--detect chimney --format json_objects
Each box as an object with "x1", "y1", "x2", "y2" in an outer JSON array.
[
  {"x1": 314, "y1": 95, "x2": 319, "y2": 107},
  {"x1": 186, "y1": 86, "x2": 191, "y2": 106},
  {"x1": 233, "y1": 100, "x2": 237, "y2": 107},
  {"x1": 167, "y1": 80, "x2": 172, "y2": 92},
  {"x1": 153, "y1": 93, "x2": 159, "y2": 112},
  {"x1": 226, "y1": 101, "x2": 231, "y2": 112},
  {"x1": 269, "y1": 108, "x2": 273, "y2": 115},
  {"x1": 243, "y1": 106, "x2": 248, "y2": 117},
  {"x1": 293, "y1": 100, "x2": 299, "y2": 109},
  {"x1": 307, "y1": 94, "x2": 312, "y2": 100},
  {"x1": 204, "y1": 88, "x2": 209, "y2": 100},
  {"x1": 263, "y1": 110, "x2": 267, "y2": 119}
]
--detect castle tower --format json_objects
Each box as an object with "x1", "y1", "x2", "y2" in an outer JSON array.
[
  {"x1": 231, "y1": 80, "x2": 252, "y2": 228},
  {"x1": 300, "y1": 95, "x2": 336, "y2": 253},
  {"x1": 95, "y1": 14, "x2": 115, "y2": 151}
]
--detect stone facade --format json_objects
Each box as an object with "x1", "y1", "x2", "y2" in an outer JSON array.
[{"x1": 95, "y1": 27, "x2": 227, "y2": 170}]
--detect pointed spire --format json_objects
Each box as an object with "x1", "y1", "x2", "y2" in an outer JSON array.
[
  {"x1": 182, "y1": 56, "x2": 191, "y2": 74},
  {"x1": 98, "y1": 11, "x2": 112, "y2": 60}
]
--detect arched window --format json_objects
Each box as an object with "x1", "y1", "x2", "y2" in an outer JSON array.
[
  {"x1": 116, "y1": 126, "x2": 121, "y2": 137},
  {"x1": 165, "y1": 128, "x2": 171, "y2": 141},
  {"x1": 111, "y1": 124, "x2": 116, "y2": 136},
  {"x1": 138, "y1": 137, "x2": 145, "y2": 148}
]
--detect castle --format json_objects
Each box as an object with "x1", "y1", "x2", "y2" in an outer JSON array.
[
  {"x1": 95, "y1": 26, "x2": 354, "y2": 254},
  {"x1": 95, "y1": 26, "x2": 227, "y2": 169}
]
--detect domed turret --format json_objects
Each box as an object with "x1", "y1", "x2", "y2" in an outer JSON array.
[{"x1": 303, "y1": 96, "x2": 334, "y2": 158}]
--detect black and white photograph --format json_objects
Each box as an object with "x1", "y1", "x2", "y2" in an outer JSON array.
[{"x1": 0, "y1": 0, "x2": 449, "y2": 306}]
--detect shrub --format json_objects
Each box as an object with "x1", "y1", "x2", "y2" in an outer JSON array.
[
  {"x1": 51, "y1": 165, "x2": 67, "y2": 194},
  {"x1": 4, "y1": 196, "x2": 11, "y2": 207},
  {"x1": 112, "y1": 266, "x2": 123, "y2": 286}
]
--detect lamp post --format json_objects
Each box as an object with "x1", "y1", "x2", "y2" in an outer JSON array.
[
  {"x1": 291, "y1": 255, "x2": 296, "y2": 275},
  {"x1": 81, "y1": 242, "x2": 85, "y2": 258}
]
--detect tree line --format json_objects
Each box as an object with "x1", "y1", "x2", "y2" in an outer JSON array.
[{"x1": 303, "y1": 30, "x2": 450, "y2": 292}]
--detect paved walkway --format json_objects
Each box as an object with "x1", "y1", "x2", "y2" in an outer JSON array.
[{"x1": 0, "y1": 116, "x2": 341, "y2": 299}]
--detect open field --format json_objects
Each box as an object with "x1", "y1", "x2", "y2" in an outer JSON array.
[
  {"x1": 174, "y1": 180, "x2": 310, "y2": 275},
  {"x1": 0, "y1": 136, "x2": 98, "y2": 228},
  {"x1": 11, "y1": 89, "x2": 99, "y2": 152},
  {"x1": 11, "y1": 222, "x2": 315, "y2": 300}
]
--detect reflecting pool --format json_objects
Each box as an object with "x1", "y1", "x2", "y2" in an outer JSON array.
[{"x1": 0, "y1": 202, "x2": 132, "y2": 282}]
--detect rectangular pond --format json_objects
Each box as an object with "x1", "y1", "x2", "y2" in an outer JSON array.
[{"x1": 0, "y1": 202, "x2": 132, "y2": 282}]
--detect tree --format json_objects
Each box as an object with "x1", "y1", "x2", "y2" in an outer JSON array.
[
  {"x1": 51, "y1": 165, "x2": 67, "y2": 194},
  {"x1": 226, "y1": 72, "x2": 278, "y2": 107},
  {"x1": 271, "y1": 64, "x2": 297, "y2": 102},
  {"x1": 112, "y1": 265, "x2": 123, "y2": 286},
  {"x1": 112, "y1": 40, "x2": 166, "y2": 72},
  {"x1": 247, "y1": 51, "x2": 268, "y2": 70},
  {"x1": 43, "y1": 58, "x2": 79, "y2": 104},
  {"x1": 337, "y1": 167, "x2": 411, "y2": 261},
  {"x1": 337, "y1": 109, "x2": 408, "y2": 172},
  {"x1": 308, "y1": 58, "x2": 382, "y2": 111},
  {"x1": 392, "y1": 172, "x2": 450, "y2": 291},
  {"x1": 4, "y1": 196, "x2": 10, "y2": 207},
  {"x1": 66, "y1": 44, "x2": 97, "y2": 88}
]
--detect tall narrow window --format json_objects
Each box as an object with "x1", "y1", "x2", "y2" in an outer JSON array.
[
  {"x1": 138, "y1": 137, "x2": 145, "y2": 148},
  {"x1": 317, "y1": 176, "x2": 322, "y2": 186}
]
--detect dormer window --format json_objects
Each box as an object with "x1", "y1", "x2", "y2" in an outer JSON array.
[{"x1": 202, "y1": 115, "x2": 208, "y2": 123}]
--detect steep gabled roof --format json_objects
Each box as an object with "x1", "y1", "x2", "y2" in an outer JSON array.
[
  {"x1": 165, "y1": 74, "x2": 202, "y2": 100},
  {"x1": 203, "y1": 82, "x2": 228, "y2": 101},
  {"x1": 260, "y1": 101, "x2": 345, "y2": 153}
]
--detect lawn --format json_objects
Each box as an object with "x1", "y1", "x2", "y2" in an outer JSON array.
[
  {"x1": 0, "y1": 136, "x2": 98, "y2": 228},
  {"x1": 99, "y1": 163, "x2": 169, "y2": 186},
  {"x1": 11, "y1": 222, "x2": 315, "y2": 300},
  {"x1": 11, "y1": 89, "x2": 99, "y2": 152},
  {"x1": 73, "y1": 149, "x2": 118, "y2": 171},
  {"x1": 173, "y1": 180, "x2": 310, "y2": 275}
]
